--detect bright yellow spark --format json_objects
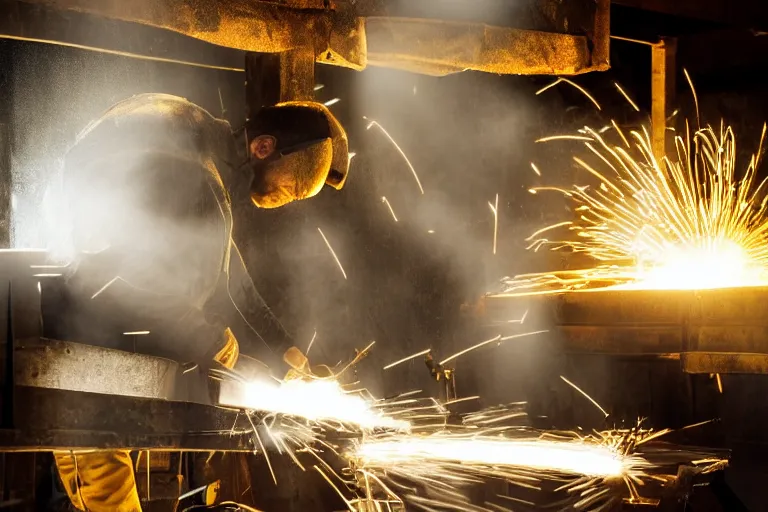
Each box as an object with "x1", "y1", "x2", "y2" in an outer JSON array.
[
  {"x1": 366, "y1": 119, "x2": 425, "y2": 195},
  {"x1": 537, "y1": 78, "x2": 601, "y2": 111},
  {"x1": 381, "y1": 197, "x2": 399, "y2": 222},
  {"x1": 536, "y1": 135, "x2": 593, "y2": 143},
  {"x1": 530, "y1": 162, "x2": 542, "y2": 176},
  {"x1": 383, "y1": 349, "x2": 431, "y2": 370},
  {"x1": 355, "y1": 436, "x2": 630, "y2": 477},
  {"x1": 91, "y1": 276, "x2": 124, "y2": 299},
  {"x1": 500, "y1": 111, "x2": 768, "y2": 295},
  {"x1": 440, "y1": 330, "x2": 548, "y2": 366},
  {"x1": 560, "y1": 78, "x2": 602, "y2": 111},
  {"x1": 443, "y1": 396, "x2": 480, "y2": 406},
  {"x1": 489, "y1": 194, "x2": 499, "y2": 255},
  {"x1": 317, "y1": 227, "x2": 348, "y2": 280},
  {"x1": 306, "y1": 330, "x2": 318, "y2": 355},
  {"x1": 560, "y1": 376, "x2": 609, "y2": 418},
  {"x1": 220, "y1": 376, "x2": 409, "y2": 430},
  {"x1": 613, "y1": 82, "x2": 640, "y2": 112}
]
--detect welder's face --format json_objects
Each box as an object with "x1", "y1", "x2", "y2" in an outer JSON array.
[{"x1": 248, "y1": 136, "x2": 333, "y2": 209}]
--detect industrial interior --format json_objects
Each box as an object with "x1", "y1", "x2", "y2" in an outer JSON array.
[{"x1": 0, "y1": 0, "x2": 767, "y2": 510}]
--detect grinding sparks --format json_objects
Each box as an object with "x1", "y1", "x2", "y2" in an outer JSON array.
[
  {"x1": 536, "y1": 78, "x2": 602, "y2": 111},
  {"x1": 306, "y1": 330, "x2": 318, "y2": 355},
  {"x1": 383, "y1": 349, "x2": 431, "y2": 370},
  {"x1": 489, "y1": 194, "x2": 499, "y2": 255},
  {"x1": 613, "y1": 82, "x2": 640, "y2": 112},
  {"x1": 381, "y1": 196, "x2": 398, "y2": 222},
  {"x1": 317, "y1": 227, "x2": 347, "y2": 280},
  {"x1": 560, "y1": 375, "x2": 609, "y2": 418},
  {"x1": 348, "y1": 417, "x2": 725, "y2": 512},
  {"x1": 220, "y1": 376, "x2": 409, "y2": 431},
  {"x1": 212, "y1": 341, "x2": 726, "y2": 511},
  {"x1": 501, "y1": 111, "x2": 768, "y2": 295},
  {"x1": 324, "y1": 98, "x2": 341, "y2": 107},
  {"x1": 439, "y1": 330, "x2": 548, "y2": 366},
  {"x1": 365, "y1": 118, "x2": 425, "y2": 194},
  {"x1": 355, "y1": 436, "x2": 627, "y2": 478}
]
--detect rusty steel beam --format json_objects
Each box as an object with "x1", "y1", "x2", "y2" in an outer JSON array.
[
  {"x1": 9, "y1": 0, "x2": 367, "y2": 69},
  {"x1": 2, "y1": 0, "x2": 607, "y2": 77},
  {"x1": 366, "y1": 18, "x2": 592, "y2": 76}
]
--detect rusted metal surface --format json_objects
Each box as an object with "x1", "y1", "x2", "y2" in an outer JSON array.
[
  {"x1": 348, "y1": 0, "x2": 597, "y2": 34},
  {"x1": 0, "y1": 1, "x2": 246, "y2": 71},
  {"x1": 366, "y1": 18, "x2": 591, "y2": 76},
  {"x1": 483, "y1": 286, "x2": 768, "y2": 374},
  {"x1": 4, "y1": 0, "x2": 607, "y2": 76},
  {"x1": 14, "y1": 338, "x2": 178, "y2": 400},
  {"x1": 278, "y1": 48, "x2": 317, "y2": 101},
  {"x1": 11, "y1": 0, "x2": 366, "y2": 69}
]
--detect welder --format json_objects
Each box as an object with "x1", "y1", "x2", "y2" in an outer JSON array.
[{"x1": 48, "y1": 93, "x2": 350, "y2": 512}]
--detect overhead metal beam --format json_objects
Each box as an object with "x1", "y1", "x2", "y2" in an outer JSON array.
[
  {"x1": 1, "y1": 0, "x2": 608, "y2": 77},
  {"x1": 0, "y1": 1, "x2": 246, "y2": 71},
  {"x1": 9, "y1": 0, "x2": 366, "y2": 69},
  {"x1": 366, "y1": 18, "x2": 593, "y2": 76}
]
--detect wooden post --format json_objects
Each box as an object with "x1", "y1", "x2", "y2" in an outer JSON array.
[{"x1": 651, "y1": 37, "x2": 677, "y2": 166}]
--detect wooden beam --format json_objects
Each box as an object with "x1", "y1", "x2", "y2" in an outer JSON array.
[{"x1": 651, "y1": 37, "x2": 676, "y2": 165}]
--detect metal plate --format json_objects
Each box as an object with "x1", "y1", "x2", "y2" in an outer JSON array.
[
  {"x1": 483, "y1": 286, "x2": 768, "y2": 374},
  {"x1": 14, "y1": 338, "x2": 178, "y2": 400},
  {"x1": 0, "y1": 386, "x2": 253, "y2": 451}
]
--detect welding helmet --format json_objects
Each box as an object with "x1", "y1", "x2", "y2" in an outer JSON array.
[{"x1": 245, "y1": 101, "x2": 350, "y2": 209}]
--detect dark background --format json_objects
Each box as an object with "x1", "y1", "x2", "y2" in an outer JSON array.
[{"x1": 2, "y1": 1, "x2": 768, "y2": 509}]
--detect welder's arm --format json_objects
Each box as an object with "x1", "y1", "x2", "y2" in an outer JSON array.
[{"x1": 221, "y1": 241, "x2": 294, "y2": 369}]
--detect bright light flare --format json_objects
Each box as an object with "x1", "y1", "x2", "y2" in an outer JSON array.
[
  {"x1": 355, "y1": 436, "x2": 631, "y2": 478},
  {"x1": 501, "y1": 118, "x2": 768, "y2": 295},
  {"x1": 220, "y1": 377, "x2": 409, "y2": 431}
]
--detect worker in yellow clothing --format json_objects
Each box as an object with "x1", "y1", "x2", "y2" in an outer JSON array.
[{"x1": 48, "y1": 93, "x2": 350, "y2": 511}]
